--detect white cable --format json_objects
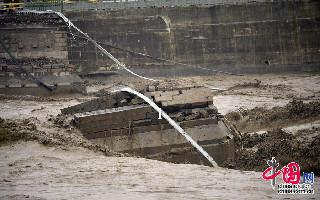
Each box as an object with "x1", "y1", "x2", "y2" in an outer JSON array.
[
  {"x1": 53, "y1": 11, "x2": 218, "y2": 167},
  {"x1": 55, "y1": 12, "x2": 157, "y2": 82},
  {"x1": 112, "y1": 87, "x2": 219, "y2": 168}
]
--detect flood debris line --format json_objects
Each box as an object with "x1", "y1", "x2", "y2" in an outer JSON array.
[
  {"x1": 112, "y1": 87, "x2": 219, "y2": 168},
  {"x1": 55, "y1": 12, "x2": 157, "y2": 82}
]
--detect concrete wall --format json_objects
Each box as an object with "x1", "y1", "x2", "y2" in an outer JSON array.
[
  {"x1": 2, "y1": 1, "x2": 319, "y2": 77},
  {"x1": 0, "y1": 13, "x2": 69, "y2": 74},
  {"x1": 66, "y1": 0, "x2": 320, "y2": 75},
  {"x1": 0, "y1": 14, "x2": 87, "y2": 96},
  {"x1": 91, "y1": 121, "x2": 235, "y2": 166}
]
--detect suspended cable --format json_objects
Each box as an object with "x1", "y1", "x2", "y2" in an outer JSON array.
[
  {"x1": 55, "y1": 12, "x2": 158, "y2": 82},
  {"x1": 72, "y1": 34, "x2": 236, "y2": 75}
]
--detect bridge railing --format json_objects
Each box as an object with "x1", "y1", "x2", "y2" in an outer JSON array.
[
  {"x1": 25, "y1": 1, "x2": 62, "y2": 12},
  {"x1": 25, "y1": 0, "x2": 276, "y2": 12}
]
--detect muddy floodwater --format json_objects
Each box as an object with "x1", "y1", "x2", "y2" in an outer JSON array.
[
  {"x1": 1, "y1": 141, "x2": 319, "y2": 199},
  {"x1": 0, "y1": 74, "x2": 319, "y2": 199}
]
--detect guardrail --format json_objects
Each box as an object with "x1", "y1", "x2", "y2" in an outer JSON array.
[
  {"x1": 0, "y1": 2, "x2": 24, "y2": 12},
  {"x1": 25, "y1": 1, "x2": 62, "y2": 12},
  {"x1": 24, "y1": 0, "x2": 276, "y2": 12}
]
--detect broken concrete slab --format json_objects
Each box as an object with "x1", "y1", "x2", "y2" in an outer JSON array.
[
  {"x1": 25, "y1": 83, "x2": 39, "y2": 88},
  {"x1": 8, "y1": 84, "x2": 22, "y2": 88}
]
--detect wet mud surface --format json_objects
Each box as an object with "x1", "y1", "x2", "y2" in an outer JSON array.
[{"x1": 222, "y1": 128, "x2": 320, "y2": 176}]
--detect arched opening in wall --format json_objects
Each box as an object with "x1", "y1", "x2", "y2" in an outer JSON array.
[{"x1": 265, "y1": 60, "x2": 270, "y2": 65}]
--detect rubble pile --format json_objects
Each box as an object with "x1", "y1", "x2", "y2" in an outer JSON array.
[
  {"x1": 226, "y1": 100, "x2": 320, "y2": 133},
  {"x1": 222, "y1": 128, "x2": 320, "y2": 175}
]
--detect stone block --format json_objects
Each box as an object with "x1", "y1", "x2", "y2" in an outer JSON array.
[
  {"x1": 157, "y1": 118, "x2": 169, "y2": 124},
  {"x1": 207, "y1": 97, "x2": 213, "y2": 105},
  {"x1": 162, "y1": 100, "x2": 186, "y2": 108},
  {"x1": 185, "y1": 113, "x2": 201, "y2": 121},
  {"x1": 8, "y1": 84, "x2": 22, "y2": 88},
  {"x1": 92, "y1": 120, "x2": 100, "y2": 127},
  {"x1": 199, "y1": 109, "x2": 209, "y2": 118},
  {"x1": 155, "y1": 94, "x2": 174, "y2": 102},
  {"x1": 86, "y1": 131, "x2": 107, "y2": 139},
  {"x1": 109, "y1": 121, "x2": 131, "y2": 130},
  {"x1": 131, "y1": 97, "x2": 145, "y2": 105},
  {"x1": 124, "y1": 106, "x2": 152, "y2": 116},
  {"x1": 143, "y1": 92, "x2": 152, "y2": 99},
  {"x1": 179, "y1": 118, "x2": 214, "y2": 128},
  {"x1": 88, "y1": 114, "x2": 104, "y2": 122},
  {"x1": 177, "y1": 115, "x2": 185, "y2": 122},
  {"x1": 85, "y1": 126, "x2": 96, "y2": 134},
  {"x1": 107, "y1": 110, "x2": 125, "y2": 119},
  {"x1": 132, "y1": 119, "x2": 155, "y2": 127},
  {"x1": 151, "y1": 90, "x2": 180, "y2": 102},
  {"x1": 148, "y1": 85, "x2": 156, "y2": 92},
  {"x1": 205, "y1": 105, "x2": 219, "y2": 114},
  {"x1": 38, "y1": 34, "x2": 47, "y2": 39},
  {"x1": 55, "y1": 38, "x2": 67, "y2": 43},
  {"x1": 146, "y1": 112, "x2": 159, "y2": 119},
  {"x1": 57, "y1": 82, "x2": 71, "y2": 86},
  {"x1": 110, "y1": 128, "x2": 131, "y2": 137},
  {"x1": 54, "y1": 47, "x2": 66, "y2": 51},
  {"x1": 181, "y1": 88, "x2": 211, "y2": 96},
  {"x1": 172, "y1": 93, "x2": 194, "y2": 101},
  {"x1": 24, "y1": 83, "x2": 39, "y2": 88},
  {"x1": 100, "y1": 118, "x2": 120, "y2": 127},
  {"x1": 189, "y1": 97, "x2": 208, "y2": 107},
  {"x1": 123, "y1": 113, "x2": 147, "y2": 121},
  {"x1": 160, "y1": 124, "x2": 172, "y2": 130},
  {"x1": 114, "y1": 92, "x2": 131, "y2": 100},
  {"x1": 133, "y1": 124, "x2": 162, "y2": 133},
  {"x1": 55, "y1": 31, "x2": 66, "y2": 34}
]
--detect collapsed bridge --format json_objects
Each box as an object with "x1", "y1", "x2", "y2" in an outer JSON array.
[{"x1": 62, "y1": 86, "x2": 237, "y2": 166}]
